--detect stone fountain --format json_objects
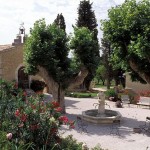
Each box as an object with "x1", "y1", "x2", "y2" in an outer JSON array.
[{"x1": 82, "y1": 91, "x2": 121, "y2": 124}]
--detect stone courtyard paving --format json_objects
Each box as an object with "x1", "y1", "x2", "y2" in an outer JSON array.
[{"x1": 61, "y1": 97, "x2": 150, "y2": 150}]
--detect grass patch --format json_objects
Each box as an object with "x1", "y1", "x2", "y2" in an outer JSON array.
[
  {"x1": 95, "y1": 84, "x2": 106, "y2": 88},
  {"x1": 65, "y1": 90, "x2": 98, "y2": 98}
]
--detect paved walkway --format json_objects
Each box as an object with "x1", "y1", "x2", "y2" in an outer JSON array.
[{"x1": 61, "y1": 96, "x2": 150, "y2": 150}]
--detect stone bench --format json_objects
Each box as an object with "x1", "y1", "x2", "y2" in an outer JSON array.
[{"x1": 137, "y1": 97, "x2": 150, "y2": 109}]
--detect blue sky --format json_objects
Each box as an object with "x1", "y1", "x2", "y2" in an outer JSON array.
[{"x1": 0, "y1": 0, "x2": 124, "y2": 45}]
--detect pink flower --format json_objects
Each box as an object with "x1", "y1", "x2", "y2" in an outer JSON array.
[
  {"x1": 20, "y1": 114, "x2": 27, "y2": 122},
  {"x1": 69, "y1": 125, "x2": 75, "y2": 129},
  {"x1": 52, "y1": 101, "x2": 60, "y2": 108},
  {"x1": 55, "y1": 107, "x2": 62, "y2": 112},
  {"x1": 59, "y1": 116, "x2": 69, "y2": 124},
  {"x1": 6, "y1": 133, "x2": 12, "y2": 140},
  {"x1": 15, "y1": 109, "x2": 20, "y2": 117},
  {"x1": 69, "y1": 120, "x2": 75, "y2": 129}
]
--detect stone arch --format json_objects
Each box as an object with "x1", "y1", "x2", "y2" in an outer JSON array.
[{"x1": 15, "y1": 64, "x2": 30, "y2": 89}]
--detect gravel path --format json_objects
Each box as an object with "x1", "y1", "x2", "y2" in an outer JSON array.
[{"x1": 61, "y1": 96, "x2": 150, "y2": 150}]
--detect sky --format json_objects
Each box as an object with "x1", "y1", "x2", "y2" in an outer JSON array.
[{"x1": 0, "y1": 0, "x2": 125, "y2": 45}]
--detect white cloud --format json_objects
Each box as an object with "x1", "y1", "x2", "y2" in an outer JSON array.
[{"x1": 0, "y1": 0, "x2": 125, "y2": 45}]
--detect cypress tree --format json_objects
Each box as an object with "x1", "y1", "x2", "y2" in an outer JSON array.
[{"x1": 54, "y1": 13, "x2": 66, "y2": 32}]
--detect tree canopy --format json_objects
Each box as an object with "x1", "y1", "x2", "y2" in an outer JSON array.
[
  {"x1": 70, "y1": 27, "x2": 99, "y2": 73},
  {"x1": 76, "y1": 0, "x2": 98, "y2": 38},
  {"x1": 53, "y1": 13, "x2": 66, "y2": 31},
  {"x1": 24, "y1": 19, "x2": 98, "y2": 112},
  {"x1": 76, "y1": 0, "x2": 100, "y2": 89},
  {"x1": 100, "y1": 38, "x2": 113, "y2": 89},
  {"x1": 95, "y1": 65, "x2": 107, "y2": 85},
  {"x1": 24, "y1": 19, "x2": 71, "y2": 88},
  {"x1": 101, "y1": 0, "x2": 150, "y2": 84}
]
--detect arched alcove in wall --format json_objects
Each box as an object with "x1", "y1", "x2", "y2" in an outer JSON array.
[
  {"x1": 30, "y1": 74, "x2": 49, "y2": 93},
  {"x1": 18, "y1": 66, "x2": 29, "y2": 89}
]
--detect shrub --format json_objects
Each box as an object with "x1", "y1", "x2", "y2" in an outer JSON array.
[
  {"x1": 0, "y1": 79, "x2": 74, "y2": 150},
  {"x1": 60, "y1": 135, "x2": 83, "y2": 150},
  {"x1": 105, "y1": 89, "x2": 116, "y2": 98},
  {"x1": 91, "y1": 144, "x2": 108, "y2": 150}
]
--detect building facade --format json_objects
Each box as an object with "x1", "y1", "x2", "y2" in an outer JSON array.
[{"x1": 0, "y1": 24, "x2": 41, "y2": 89}]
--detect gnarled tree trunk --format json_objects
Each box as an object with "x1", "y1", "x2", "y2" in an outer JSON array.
[
  {"x1": 37, "y1": 66, "x2": 66, "y2": 113},
  {"x1": 37, "y1": 66, "x2": 88, "y2": 113},
  {"x1": 68, "y1": 66, "x2": 88, "y2": 89},
  {"x1": 129, "y1": 60, "x2": 150, "y2": 84}
]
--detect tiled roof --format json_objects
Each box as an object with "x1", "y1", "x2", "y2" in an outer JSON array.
[{"x1": 0, "y1": 45, "x2": 13, "y2": 52}]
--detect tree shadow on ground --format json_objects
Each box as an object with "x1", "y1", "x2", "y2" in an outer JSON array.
[
  {"x1": 64, "y1": 98, "x2": 150, "y2": 138},
  {"x1": 64, "y1": 113, "x2": 150, "y2": 139},
  {"x1": 65, "y1": 97, "x2": 81, "y2": 109}
]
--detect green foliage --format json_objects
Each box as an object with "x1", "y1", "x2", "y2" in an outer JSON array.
[
  {"x1": 105, "y1": 89, "x2": 116, "y2": 98},
  {"x1": 53, "y1": 13, "x2": 66, "y2": 31},
  {"x1": 60, "y1": 135, "x2": 83, "y2": 150},
  {"x1": 69, "y1": 55, "x2": 81, "y2": 74},
  {"x1": 76, "y1": 0, "x2": 100, "y2": 89},
  {"x1": 95, "y1": 65, "x2": 107, "y2": 84},
  {"x1": 24, "y1": 17, "x2": 101, "y2": 107},
  {"x1": 100, "y1": 38, "x2": 114, "y2": 88},
  {"x1": 91, "y1": 144, "x2": 108, "y2": 150},
  {"x1": 24, "y1": 19, "x2": 71, "y2": 88},
  {"x1": 101, "y1": 0, "x2": 150, "y2": 83},
  {"x1": 61, "y1": 135, "x2": 108, "y2": 150},
  {"x1": 0, "y1": 79, "x2": 74, "y2": 150},
  {"x1": 65, "y1": 90, "x2": 98, "y2": 98},
  {"x1": 76, "y1": 0, "x2": 97, "y2": 29},
  {"x1": 70, "y1": 27, "x2": 99, "y2": 72},
  {"x1": 65, "y1": 92, "x2": 92, "y2": 98}
]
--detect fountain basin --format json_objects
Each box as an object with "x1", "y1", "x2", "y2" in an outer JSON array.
[{"x1": 82, "y1": 109, "x2": 122, "y2": 124}]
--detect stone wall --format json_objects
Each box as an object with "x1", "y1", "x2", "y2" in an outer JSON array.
[
  {"x1": 126, "y1": 73, "x2": 150, "y2": 93},
  {"x1": 1, "y1": 45, "x2": 23, "y2": 81}
]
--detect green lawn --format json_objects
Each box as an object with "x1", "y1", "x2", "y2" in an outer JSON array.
[{"x1": 65, "y1": 91, "x2": 98, "y2": 98}]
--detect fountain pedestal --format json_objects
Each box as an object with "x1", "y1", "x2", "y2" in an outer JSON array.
[
  {"x1": 82, "y1": 91, "x2": 122, "y2": 124},
  {"x1": 97, "y1": 91, "x2": 105, "y2": 116}
]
